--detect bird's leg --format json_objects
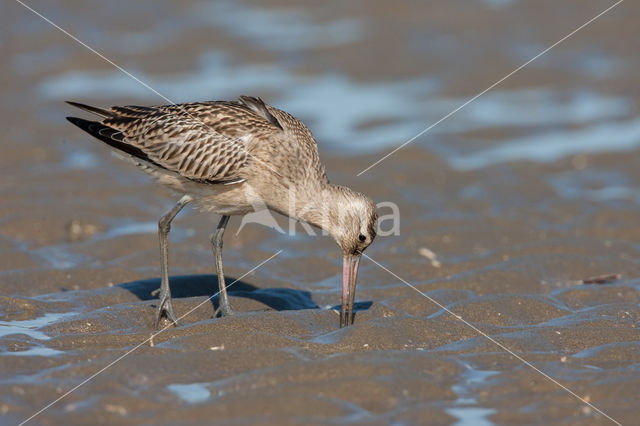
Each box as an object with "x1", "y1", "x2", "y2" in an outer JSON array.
[
  {"x1": 154, "y1": 195, "x2": 192, "y2": 329},
  {"x1": 210, "y1": 215, "x2": 233, "y2": 317}
]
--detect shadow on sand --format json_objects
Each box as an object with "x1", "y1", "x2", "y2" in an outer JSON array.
[
  {"x1": 118, "y1": 274, "x2": 321, "y2": 313},
  {"x1": 117, "y1": 274, "x2": 373, "y2": 317}
]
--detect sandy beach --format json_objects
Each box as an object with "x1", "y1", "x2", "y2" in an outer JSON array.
[{"x1": 2, "y1": 0, "x2": 640, "y2": 424}]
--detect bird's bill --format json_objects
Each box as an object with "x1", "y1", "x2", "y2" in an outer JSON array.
[{"x1": 340, "y1": 254, "x2": 361, "y2": 328}]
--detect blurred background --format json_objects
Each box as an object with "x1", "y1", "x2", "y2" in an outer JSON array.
[
  {"x1": 3, "y1": 0, "x2": 640, "y2": 272},
  {"x1": 5, "y1": 0, "x2": 639, "y2": 163},
  {"x1": 2, "y1": 1, "x2": 640, "y2": 424}
]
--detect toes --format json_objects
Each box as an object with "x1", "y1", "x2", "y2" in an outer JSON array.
[
  {"x1": 154, "y1": 297, "x2": 179, "y2": 329},
  {"x1": 213, "y1": 305, "x2": 233, "y2": 318},
  {"x1": 166, "y1": 308, "x2": 179, "y2": 326},
  {"x1": 219, "y1": 304, "x2": 234, "y2": 317},
  {"x1": 154, "y1": 309, "x2": 179, "y2": 329}
]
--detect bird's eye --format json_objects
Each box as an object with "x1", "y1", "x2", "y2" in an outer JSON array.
[{"x1": 358, "y1": 234, "x2": 366, "y2": 242}]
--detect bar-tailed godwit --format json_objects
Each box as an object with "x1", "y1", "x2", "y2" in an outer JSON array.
[{"x1": 66, "y1": 96, "x2": 377, "y2": 329}]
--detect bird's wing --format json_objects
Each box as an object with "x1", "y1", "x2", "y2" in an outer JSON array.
[{"x1": 68, "y1": 97, "x2": 284, "y2": 184}]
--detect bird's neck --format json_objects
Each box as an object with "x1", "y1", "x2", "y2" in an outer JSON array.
[{"x1": 285, "y1": 182, "x2": 348, "y2": 240}]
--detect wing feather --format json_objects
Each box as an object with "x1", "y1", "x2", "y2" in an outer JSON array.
[{"x1": 67, "y1": 99, "x2": 284, "y2": 184}]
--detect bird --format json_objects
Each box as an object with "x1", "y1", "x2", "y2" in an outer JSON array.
[{"x1": 65, "y1": 96, "x2": 377, "y2": 329}]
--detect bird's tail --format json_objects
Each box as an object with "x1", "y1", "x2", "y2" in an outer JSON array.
[
  {"x1": 65, "y1": 115, "x2": 156, "y2": 166},
  {"x1": 65, "y1": 101, "x2": 114, "y2": 119}
]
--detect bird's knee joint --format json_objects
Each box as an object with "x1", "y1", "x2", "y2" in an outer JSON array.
[
  {"x1": 211, "y1": 231, "x2": 224, "y2": 249},
  {"x1": 159, "y1": 217, "x2": 172, "y2": 234}
]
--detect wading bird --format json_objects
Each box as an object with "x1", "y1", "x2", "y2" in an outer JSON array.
[{"x1": 66, "y1": 97, "x2": 377, "y2": 329}]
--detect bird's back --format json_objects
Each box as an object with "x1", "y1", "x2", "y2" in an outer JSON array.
[{"x1": 66, "y1": 97, "x2": 328, "y2": 189}]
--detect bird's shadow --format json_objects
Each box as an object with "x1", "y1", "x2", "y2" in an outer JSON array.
[{"x1": 119, "y1": 274, "x2": 320, "y2": 313}]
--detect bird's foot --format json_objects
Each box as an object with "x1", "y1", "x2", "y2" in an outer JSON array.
[
  {"x1": 154, "y1": 294, "x2": 179, "y2": 329},
  {"x1": 214, "y1": 303, "x2": 234, "y2": 318}
]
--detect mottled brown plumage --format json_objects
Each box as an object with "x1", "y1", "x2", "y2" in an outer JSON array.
[{"x1": 66, "y1": 96, "x2": 377, "y2": 329}]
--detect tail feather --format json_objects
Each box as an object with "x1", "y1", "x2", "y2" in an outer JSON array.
[
  {"x1": 66, "y1": 116, "x2": 157, "y2": 166},
  {"x1": 65, "y1": 101, "x2": 114, "y2": 118}
]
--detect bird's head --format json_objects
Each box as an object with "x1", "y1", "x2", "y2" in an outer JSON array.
[
  {"x1": 291, "y1": 184, "x2": 377, "y2": 328},
  {"x1": 333, "y1": 189, "x2": 378, "y2": 256},
  {"x1": 328, "y1": 187, "x2": 377, "y2": 328}
]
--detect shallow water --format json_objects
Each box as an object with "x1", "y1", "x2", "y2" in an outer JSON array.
[
  {"x1": 2, "y1": 0, "x2": 640, "y2": 424},
  {"x1": 0, "y1": 312, "x2": 76, "y2": 340},
  {"x1": 167, "y1": 383, "x2": 211, "y2": 405}
]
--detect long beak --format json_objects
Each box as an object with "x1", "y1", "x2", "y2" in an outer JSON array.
[{"x1": 340, "y1": 254, "x2": 361, "y2": 328}]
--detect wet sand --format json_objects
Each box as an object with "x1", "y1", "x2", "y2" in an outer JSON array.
[{"x1": 3, "y1": 0, "x2": 640, "y2": 424}]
